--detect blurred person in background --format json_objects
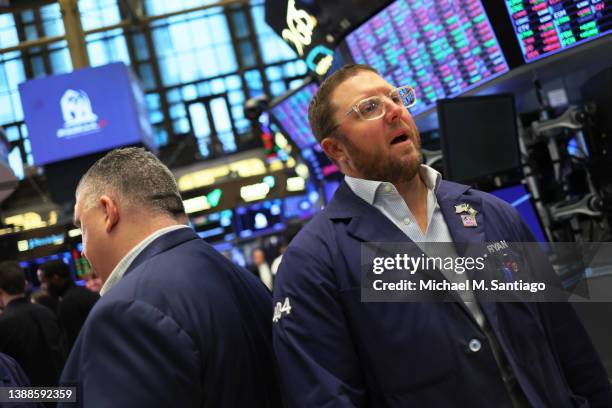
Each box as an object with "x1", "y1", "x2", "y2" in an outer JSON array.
[
  {"x1": 82, "y1": 271, "x2": 103, "y2": 293},
  {"x1": 0, "y1": 352, "x2": 44, "y2": 408},
  {"x1": 249, "y1": 248, "x2": 273, "y2": 291},
  {"x1": 0, "y1": 261, "x2": 66, "y2": 389},
  {"x1": 31, "y1": 290, "x2": 58, "y2": 314},
  {"x1": 38, "y1": 259, "x2": 99, "y2": 352}
]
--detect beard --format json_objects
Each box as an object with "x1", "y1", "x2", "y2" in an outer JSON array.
[{"x1": 341, "y1": 133, "x2": 423, "y2": 184}]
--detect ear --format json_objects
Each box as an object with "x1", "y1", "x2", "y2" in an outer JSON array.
[
  {"x1": 99, "y1": 195, "x2": 120, "y2": 233},
  {"x1": 321, "y1": 136, "x2": 348, "y2": 166}
]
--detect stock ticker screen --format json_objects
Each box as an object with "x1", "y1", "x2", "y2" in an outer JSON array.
[
  {"x1": 345, "y1": 0, "x2": 509, "y2": 115},
  {"x1": 505, "y1": 0, "x2": 612, "y2": 63},
  {"x1": 270, "y1": 82, "x2": 319, "y2": 150}
]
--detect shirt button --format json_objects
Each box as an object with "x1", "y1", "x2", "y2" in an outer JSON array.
[
  {"x1": 384, "y1": 185, "x2": 392, "y2": 193},
  {"x1": 469, "y1": 339, "x2": 481, "y2": 353},
  {"x1": 403, "y1": 218, "x2": 411, "y2": 225}
]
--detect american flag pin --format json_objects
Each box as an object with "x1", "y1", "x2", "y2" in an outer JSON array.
[{"x1": 461, "y1": 214, "x2": 478, "y2": 227}]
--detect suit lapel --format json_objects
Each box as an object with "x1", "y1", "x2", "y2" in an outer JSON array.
[
  {"x1": 437, "y1": 182, "x2": 500, "y2": 331},
  {"x1": 325, "y1": 181, "x2": 408, "y2": 244}
]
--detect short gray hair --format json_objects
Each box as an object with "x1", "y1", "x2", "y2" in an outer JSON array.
[{"x1": 76, "y1": 147, "x2": 185, "y2": 217}]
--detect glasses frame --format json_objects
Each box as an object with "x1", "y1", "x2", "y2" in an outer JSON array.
[
  {"x1": 345, "y1": 85, "x2": 416, "y2": 121},
  {"x1": 325, "y1": 85, "x2": 417, "y2": 138}
]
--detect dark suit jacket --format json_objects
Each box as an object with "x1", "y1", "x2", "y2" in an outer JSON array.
[
  {"x1": 273, "y1": 180, "x2": 612, "y2": 407},
  {"x1": 0, "y1": 298, "x2": 66, "y2": 387},
  {"x1": 56, "y1": 283, "x2": 99, "y2": 351},
  {"x1": 60, "y1": 227, "x2": 282, "y2": 407},
  {"x1": 0, "y1": 352, "x2": 44, "y2": 408}
]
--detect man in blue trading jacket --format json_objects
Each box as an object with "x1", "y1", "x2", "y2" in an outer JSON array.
[
  {"x1": 272, "y1": 64, "x2": 612, "y2": 407},
  {"x1": 61, "y1": 147, "x2": 281, "y2": 407}
]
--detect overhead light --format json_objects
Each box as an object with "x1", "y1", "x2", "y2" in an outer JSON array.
[
  {"x1": 295, "y1": 163, "x2": 309, "y2": 178},
  {"x1": 183, "y1": 196, "x2": 211, "y2": 214},
  {"x1": 68, "y1": 229, "x2": 82, "y2": 238},
  {"x1": 230, "y1": 158, "x2": 266, "y2": 177},
  {"x1": 240, "y1": 183, "x2": 270, "y2": 202},
  {"x1": 286, "y1": 176, "x2": 306, "y2": 192}
]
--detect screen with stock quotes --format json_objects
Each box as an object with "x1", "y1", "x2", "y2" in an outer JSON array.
[
  {"x1": 270, "y1": 82, "x2": 319, "y2": 150},
  {"x1": 504, "y1": 0, "x2": 612, "y2": 63},
  {"x1": 345, "y1": 0, "x2": 509, "y2": 116}
]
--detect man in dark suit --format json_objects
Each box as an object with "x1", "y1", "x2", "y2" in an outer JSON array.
[
  {"x1": 37, "y1": 260, "x2": 99, "y2": 351},
  {"x1": 0, "y1": 352, "x2": 44, "y2": 408},
  {"x1": 272, "y1": 64, "x2": 612, "y2": 407},
  {"x1": 0, "y1": 261, "x2": 66, "y2": 388},
  {"x1": 60, "y1": 147, "x2": 281, "y2": 407}
]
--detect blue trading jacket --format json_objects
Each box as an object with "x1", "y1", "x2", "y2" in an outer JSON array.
[
  {"x1": 273, "y1": 180, "x2": 612, "y2": 407},
  {"x1": 60, "y1": 228, "x2": 282, "y2": 408}
]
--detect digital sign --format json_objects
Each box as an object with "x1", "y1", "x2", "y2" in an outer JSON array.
[
  {"x1": 191, "y1": 209, "x2": 236, "y2": 243},
  {"x1": 283, "y1": 194, "x2": 317, "y2": 220},
  {"x1": 19, "y1": 62, "x2": 154, "y2": 165},
  {"x1": 345, "y1": 0, "x2": 509, "y2": 115},
  {"x1": 270, "y1": 81, "x2": 319, "y2": 150},
  {"x1": 504, "y1": 0, "x2": 612, "y2": 63},
  {"x1": 235, "y1": 199, "x2": 284, "y2": 239},
  {"x1": 301, "y1": 144, "x2": 338, "y2": 181}
]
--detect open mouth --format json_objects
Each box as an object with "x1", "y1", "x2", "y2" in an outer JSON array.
[{"x1": 390, "y1": 134, "x2": 409, "y2": 145}]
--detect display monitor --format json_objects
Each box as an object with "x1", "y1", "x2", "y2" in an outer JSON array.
[
  {"x1": 235, "y1": 199, "x2": 284, "y2": 238},
  {"x1": 504, "y1": 0, "x2": 612, "y2": 63},
  {"x1": 72, "y1": 244, "x2": 91, "y2": 278},
  {"x1": 191, "y1": 209, "x2": 236, "y2": 243},
  {"x1": 270, "y1": 81, "x2": 319, "y2": 150},
  {"x1": 490, "y1": 184, "x2": 547, "y2": 243},
  {"x1": 18, "y1": 62, "x2": 154, "y2": 165},
  {"x1": 438, "y1": 94, "x2": 520, "y2": 184},
  {"x1": 301, "y1": 144, "x2": 339, "y2": 181},
  {"x1": 345, "y1": 0, "x2": 509, "y2": 116},
  {"x1": 283, "y1": 194, "x2": 317, "y2": 220}
]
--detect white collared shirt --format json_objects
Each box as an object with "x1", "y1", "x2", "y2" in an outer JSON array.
[
  {"x1": 345, "y1": 164, "x2": 485, "y2": 328},
  {"x1": 345, "y1": 164, "x2": 454, "y2": 242},
  {"x1": 100, "y1": 225, "x2": 190, "y2": 296}
]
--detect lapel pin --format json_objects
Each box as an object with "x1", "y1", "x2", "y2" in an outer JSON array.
[
  {"x1": 461, "y1": 214, "x2": 478, "y2": 228},
  {"x1": 455, "y1": 203, "x2": 468, "y2": 214},
  {"x1": 455, "y1": 203, "x2": 479, "y2": 227}
]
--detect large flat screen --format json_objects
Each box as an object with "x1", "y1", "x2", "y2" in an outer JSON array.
[
  {"x1": 438, "y1": 94, "x2": 520, "y2": 184},
  {"x1": 504, "y1": 0, "x2": 612, "y2": 63},
  {"x1": 490, "y1": 184, "x2": 547, "y2": 243},
  {"x1": 345, "y1": 0, "x2": 509, "y2": 116},
  {"x1": 301, "y1": 144, "x2": 338, "y2": 181},
  {"x1": 270, "y1": 81, "x2": 319, "y2": 150},
  {"x1": 19, "y1": 62, "x2": 154, "y2": 165}
]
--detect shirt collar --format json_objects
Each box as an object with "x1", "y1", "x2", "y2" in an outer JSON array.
[
  {"x1": 344, "y1": 164, "x2": 442, "y2": 205},
  {"x1": 100, "y1": 225, "x2": 190, "y2": 296}
]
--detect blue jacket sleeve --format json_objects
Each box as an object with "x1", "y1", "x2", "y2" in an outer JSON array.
[
  {"x1": 272, "y1": 246, "x2": 366, "y2": 407},
  {"x1": 59, "y1": 300, "x2": 201, "y2": 408}
]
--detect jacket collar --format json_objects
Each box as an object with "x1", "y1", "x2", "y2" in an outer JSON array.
[
  {"x1": 324, "y1": 180, "x2": 496, "y2": 330},
  {"x1": 123, "y1": 227, "x2": 200, "y2": 277},
  {"x1": 324, "y1": 180, "x2": 486, "y2": 246}
]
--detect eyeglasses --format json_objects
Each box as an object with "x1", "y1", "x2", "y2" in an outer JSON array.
[
  {"x1": 325, "y1": 86, "x2": 417, "y2": 137},
  {"x1": 345, "y1": 85, "x2": 416, "y2": 121}
]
